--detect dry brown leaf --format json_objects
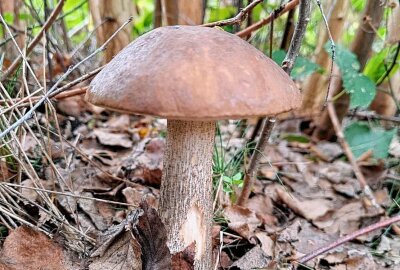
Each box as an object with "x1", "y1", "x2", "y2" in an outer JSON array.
[
  {"x1": 78, "y1": 192, "x2": 109, "y2": 231},
  {"x1": 246, "y1": 194, "x2": 277, "y2": 226},
  {"x1": 90, "y1": 209, "x2": 143, "y2": 269},
  {"x1": 313, "y1": 201, "x2": 383, "y2": 236},
  {"x1": 89, "y1": 232, "x2": 142, "y2": 270},
  {"x1": 134, "y1": 202, "x2": 171, "y2": 270},
  {"x1": 122, "y1": 185, "x2": 159, "y2": 209},
  {"x1": 318, "y1": 160, "x2": 354, "y2": 184},
  {"x1": 0, "y1": 226, "x2": 70, "y2": 270},
  {"x1": 56, "y1": 96, "x2": 87, "y2": 117},
  {"x1": 93, "y1": 128, "x2": 133, "y2": 148},
  {"x1": 230, "y1": 245, "x2": 271, "y2": 270},
  {"x1": 171, "y1": 243, "x2": 195, "y2": 270},
  {"x1": 121, "y1": 138, "x2": 164, "y2": 186},
  {"x1": 254, "y1": 231, "x2": 274, "y2": 257},
  {"x1": 105, "y1": 114, "x2": 130, "y2": 130},
  {"x1": 224, "y1": 205, "x2": 262, "y2": 239},
  {"x1": 276, "y1": 188, "x2": 333, "y2": 221}
]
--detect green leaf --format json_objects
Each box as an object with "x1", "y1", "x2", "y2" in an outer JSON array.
[
  {"x1": 222, "y1": 175, "x2": 232, "y2": 184},
  {"x1": 232, "y1": 172, "x2": 242, "y2": 181},
  {"x1": 325, "y1": 42, "x2": 360, "y2": 72},
  {"x1": 342, "y1": 73, "x2": 376, "y2": 108},
  {"x1": 281, "y1": 133, "x2": 310, "y2": 143},
  {"x1": 344, "y1": 122, "x2": 397, "y2": 159},
  {"x1": 364, "y1": 47, "x2": 400, "y2": 83},
  {"x1": 272, "y1": 50, "x2": 320, "y2": 80},
  {"x1": 208, "y1": 6, "x2": 236, "y2": 23}
]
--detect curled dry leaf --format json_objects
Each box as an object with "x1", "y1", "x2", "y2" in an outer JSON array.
[
  {"x1": 89, "y1": 209, "x2": 144, "y2": 270},
  {"x1": 224, "y1": 205, "x2": 262, "y2": 240},
  {"x1": 246, "y1": 194, "x2": 277, "y2": 226},
  {"x1": 122, "y1": 185, "x2": 159, "y2": 209},
  {"x1": 171, "y1": 243, "x2": 195, "y2": 270},
  {"x1": 133, "y1": 202, "x2": 171, "y2": 270},
  {"x1": 0, "y1": 226, "x2": 71, "y2": 270},
  {"x1": 276, "y1": 187, "x2": 333, "y2": 221},
  {"x1": 93, "y1": 128, "x2": 133, "y2": 148},
  {"x1": 313, "y1": 201, "x2": 383, "y2": 236}
]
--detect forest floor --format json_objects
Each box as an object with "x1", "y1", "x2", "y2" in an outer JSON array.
[{"x1": 0, "y1": 94, "x2": 399, "y2": 270}]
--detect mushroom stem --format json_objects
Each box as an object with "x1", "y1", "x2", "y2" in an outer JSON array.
[{"x1": 160, "y1": 120, "x2": 215, "y2": 270}]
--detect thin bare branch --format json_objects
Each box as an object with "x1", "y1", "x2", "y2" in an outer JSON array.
[
  {"x1": 0, "y1": 17, "x2": 133, "y2": 140},
  {"x1": 203, "y1": 0, "x2": 263, "y2": 27},
  {"x1": 297, "y1": 215, "x2": 400, "y2": 265},
  {"x1": 236, "y1": 0, "x2": 300, "y2": 38}
]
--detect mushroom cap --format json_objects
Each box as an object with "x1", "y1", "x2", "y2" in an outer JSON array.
[{"x1": 86, "y1": 25, "x2": 301, "y2": 120}]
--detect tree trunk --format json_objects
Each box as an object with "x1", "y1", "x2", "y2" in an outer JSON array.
[
  {"x1": 313, "y1": 0, "x2": 384, "y2": 140},
  {"x1": 89, "y1": 0, "x2": 134, "y2": 63},
  {"x1": 160, "y1": 120, "x2": 215, "y2": 270},
  {"x1": 300, "y1": 0, "x2": 349, "y2": 116},
  {"x1": 154, "y1": 0, "x2": 162, "y2": 28},
  {"x1": 161, "y1": 0, "x2": 204, "y2": 25}
]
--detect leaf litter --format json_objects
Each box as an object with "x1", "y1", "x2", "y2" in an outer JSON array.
[{"x1": 0, "y1": 102, "x2": 399, "y2": 270}]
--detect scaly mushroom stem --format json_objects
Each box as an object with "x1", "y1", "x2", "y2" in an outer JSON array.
[{"x1": 160, "y1": 120, "x2": 215, "y2": 270}]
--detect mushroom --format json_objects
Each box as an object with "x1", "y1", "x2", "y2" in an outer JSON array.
[{"x1": 85, "y1": 25, "x2": 301, "y2": 269}]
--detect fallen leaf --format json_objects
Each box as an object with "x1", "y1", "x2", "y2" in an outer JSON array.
[
  {"x1": 224, "y1": 205, "x2": 262, "y2": 239},
  {"x1": 246, "y1": 194, "x2": 277, "y2": 226},
  {"x1": 105, "y1": 114, "x2": 130, "y2": 130},
  {"x1": 171, "y1": 243, "x2": 195, "y2": 270},
  {"x1": 134, "y1": 202, "x2": 171, "y2": 270},
  {"x1": 230, "y1": 245, "x2": 271, "y2": 270},
  {"x1": 276, "y1": 188, "x2": 333, "y2": 221},
  {"x1": 89, "y1": 209, "x2": 144, "y2": 270},
  {"x1": 122, "y1": 185, "x2": 159, "y2": 209},
  {"x1": 93, "y1": 129, "x2": 133, "y2": 148},
  {"x1": 89, "y1": 231, "x2": 142, "y2": 270},
  {"x1": 0, "y1": 226, "x2": 70, "y2": 270},
  {"x1": 121, "y1": 138, "x2": 164, "y2": 186}
]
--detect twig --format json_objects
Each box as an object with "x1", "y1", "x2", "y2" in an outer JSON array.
[
  {"x1": 1, "y1": 66, "x2": 102, "y2": 111},
  {"x1": 203, "y1": 0, "x2": 263, "y2": 27},
  {"x1": 297, "y1": 215, "x2": 400, "y2": 265},
  {"x1": 350, "y1": 111, "x2": 400, "y2": 124},
  {"x1": 314, "y1": 0, "x2": 336, "y2": 106},
  {"x1": 326, "y1": 67, "x2": 378, "y2": 208},
  {"x1": 0, "y1": 17, "x2": 133, "y2": 140},
  {"x1": 282, "y1": 0, "x2": 312, "y2": 74},
  {"x1": 0, "y1": 0, "x2": 66, "y2": 82},
  {"x1": 236, "y1": 0, "x2": 300, "y2": 38},
  {"x1": 237, "y1": 0, "x2": 311, "y2": 206},
  {"x1": 237, "y1": 119, "x2": 275, "y2": 206},
  {"x1": 377, "y1": 42, "x2": 400, "y2": 85}
]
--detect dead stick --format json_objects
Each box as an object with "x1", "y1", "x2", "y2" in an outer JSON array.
[
  {"x1": 297, "y1": 215, "x2": 400, "y2": 265},
  {"x1": 237, "y1": 119, "x2": 275, "y2": 206},
  {"x1": 203, "y1": 0, "x2": 263, "y2": 27},
  {"x1": 326, "y1": 67, "x2": 378, "y2": 207},
  {"x1": 236, "y1": 0, "x2": 300, "y2": 38},
  {"x1": 0, "y1": 0, "x2": 65, "y2": 81},
  {"x1": 0, "y1": 66, "x2": 102, "y2": 107}
]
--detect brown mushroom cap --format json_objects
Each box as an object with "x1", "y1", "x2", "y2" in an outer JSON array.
[{"x1": 86, "y1": 25, "x2": 301, "y2": 120}]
